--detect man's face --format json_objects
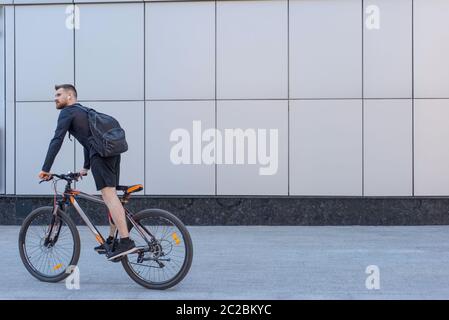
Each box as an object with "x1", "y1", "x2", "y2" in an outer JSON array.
[{"x1": 54, "y1": 88, "x2": 72, "y2": 109}]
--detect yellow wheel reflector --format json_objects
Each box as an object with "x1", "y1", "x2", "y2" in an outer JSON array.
[
  {"x1": 172, "y1": 233, "x2": 181, "y2": 245},
  {"x1": 53, "y1": 263, "x2": 63, "y2": 271}
]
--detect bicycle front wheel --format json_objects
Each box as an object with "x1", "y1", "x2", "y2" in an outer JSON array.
[
  {"x1": 18, "y1": 206, "x2": 81, "y2": 283},
  {"x1": 122, "y1": 209, "x2": 193, "y2": 290}
]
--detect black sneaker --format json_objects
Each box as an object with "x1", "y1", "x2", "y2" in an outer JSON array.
[
  {"x1": 94, "y1": 237, "x2": 116, "y2": 255},
  {"x1": 107, "y1": 238, "x2": 138, "y2": 261}
]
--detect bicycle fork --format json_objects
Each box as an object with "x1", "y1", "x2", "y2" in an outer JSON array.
[{"x1": 43, "y1": 205, "x2": 64, "y2": 247}]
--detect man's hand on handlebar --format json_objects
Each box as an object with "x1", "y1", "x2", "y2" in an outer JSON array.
[
  {"x1": 38, "y1": 171, "x2": 52, "y2": 181},
  {"x1": 79, "y1": 168, "x2": 89, "y2": 177}
]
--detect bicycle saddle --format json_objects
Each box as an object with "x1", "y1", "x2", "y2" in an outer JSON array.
[{"x1": 116, "y1": 184, "x2": 143, "y2": 194}]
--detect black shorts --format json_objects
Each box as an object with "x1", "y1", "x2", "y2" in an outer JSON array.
[{"x1": 90, "y1": 154, "x2": 121, "y2": 191}]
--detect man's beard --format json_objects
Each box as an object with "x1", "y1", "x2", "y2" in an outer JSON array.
[{"x1": 56, "y1": 102, "x2": 67, "y2": 109}]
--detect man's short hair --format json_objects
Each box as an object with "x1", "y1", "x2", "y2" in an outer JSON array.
[{"x1": 55, "y1": 84, "x2": 77, "y2": 98}]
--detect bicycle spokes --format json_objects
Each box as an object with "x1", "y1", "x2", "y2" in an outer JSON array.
[
  {"x1": 124, "y1": 213, "x2": 191, "y2": 287},
  {"x1": 21, "y1": 209, "x2": 77, "y2": 278}
]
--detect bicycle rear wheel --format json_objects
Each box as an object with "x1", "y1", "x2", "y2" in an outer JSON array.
[
  {"x1": 121, "y1": 209, "x2": 193, "y2": 290},
  {"x1": 18, "y1": 206, "x2": 81, "y2": 282}
]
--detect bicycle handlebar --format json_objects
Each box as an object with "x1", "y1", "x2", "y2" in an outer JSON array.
[{"x1": 39, "y1": 171, "x2": 87, "y2": 184}]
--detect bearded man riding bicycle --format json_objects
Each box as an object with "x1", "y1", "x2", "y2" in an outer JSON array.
[{"x1": 38, "y1": 84, "x2": 137, "y2": 261}]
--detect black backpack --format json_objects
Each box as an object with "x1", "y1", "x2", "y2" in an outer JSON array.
[{"x1": 75, "y1": 104, "x2": 128, "y2": 157}]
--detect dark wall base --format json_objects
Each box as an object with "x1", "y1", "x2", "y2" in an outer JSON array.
[{"x1": 1, "y1": 196, "x2": 449, "y2": 225}]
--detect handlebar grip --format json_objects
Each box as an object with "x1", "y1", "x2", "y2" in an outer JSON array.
[{"x1": 39, "y1": 175, "x2": 54, "y2": 184}]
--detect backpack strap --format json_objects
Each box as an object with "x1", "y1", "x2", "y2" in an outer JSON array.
[
  {"x1": 73, "y1": 103, "x2": 91, "y2": 113},
  {"x1": 68, "y1": 104, "x2": 91, "y2": 141}
]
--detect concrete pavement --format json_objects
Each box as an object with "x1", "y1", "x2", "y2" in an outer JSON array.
[{"x1": 2, "y1": 225, "x2": 449, "y2": 299}]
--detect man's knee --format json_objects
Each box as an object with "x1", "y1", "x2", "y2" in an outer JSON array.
[{"x1": 101, "y1": 187, "x2": 117, "y2": 199}]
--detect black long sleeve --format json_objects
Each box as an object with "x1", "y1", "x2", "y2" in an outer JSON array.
[
  {"x1": 83, "y1": 146, "x2": 90, "y2": 170},
  {"x1": 42, "y1": 108, "x2": 73, "y2": 172},
  {"x1": 42, "y1": 103, "x2": 96, "y2": 173}
]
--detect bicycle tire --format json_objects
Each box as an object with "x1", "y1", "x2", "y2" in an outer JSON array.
[
  {"x1": 18, "y1": 206, "x2": 81, "y2": 283},
  {"x1": 121, "y1": 209, "x2": 193, "y2": 290}
]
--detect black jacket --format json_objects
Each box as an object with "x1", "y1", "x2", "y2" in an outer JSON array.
[{"x1": 42, "y1": 103, "x2": 97, "y2": 173}]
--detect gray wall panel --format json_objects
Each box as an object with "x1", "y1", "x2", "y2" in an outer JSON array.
[
  {"x1": 14, "y1": 1, "x2": 72, "y2": 4},
  {"x1": 217, "y1": 100, "x2": 288, "y2": 195},
  {"x1": 146, "y1": 100, "x2": 215, "y2": 195},
  {"x1": 414, "y1": 0, "x2": 449, "y2": 98},
  {"x1": 290, "y1": 0, "x2": 362, "y2": 99},
  {"x1": 0, "y1": 93, "x2": 4, "y2": 194},
  {"x1": 5, "y1": 6, "x2": 14, "y2": 194},
  {"x1": 146, "y1": 0, "x2": 199, "y2": 1},
  {"x1": 290, "y1": 100, "x2": 363, "y2": 196},
  {"x1": 414, "y1": 99, "x2": 449, "y2": 196},
  {"x1": 76, "y1": 0, "x2": 138, "y2": 3},
  {"x1": 217, "y1": 0, "x2": 288, "y2": 99},
  {"x1": 0, "y1": 6, "x2": 5, "y2": 194},
  {"x1": 75, "y1": 3, "x2": 144, "y2": 100},
  {"x1": 15, "y1": 5, "x2": 74, "y2": 101},
  {"x1": 145, "y1": 1, "x2": 215, "y2": 100},
  {"x1": 363, "y1": 0, "x2": 412, "y2": 98},
  {"x1": 364, "y1": 99, "x2": 412, "y2": 196}
]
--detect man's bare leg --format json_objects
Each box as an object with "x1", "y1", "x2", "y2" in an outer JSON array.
[
  {"x1": 108, "y1": 221, "x2": 117, "y2": 238},
  {"x1": 101, "y1": 187, "x2": 129, "y2": 238}
]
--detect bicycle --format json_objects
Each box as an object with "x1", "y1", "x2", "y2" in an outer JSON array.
[{"x1": 18, "y1": 171, "x2": 193, "y2": 290}]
